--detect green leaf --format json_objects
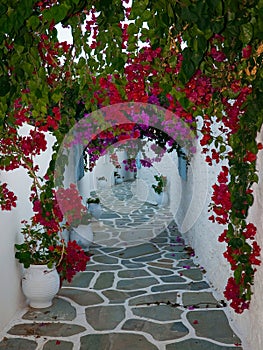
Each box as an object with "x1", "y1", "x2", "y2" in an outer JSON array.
[
  {"x1": 15, "y1": 45, "x2": 24, "y2": 55},
  {"x1": 26, "y1": 15, "x2": 40, "y2": 30},
  {"x1": 142, "y1": 9, "x2": 153, "y2": 21},
  {"x1": 14, "y1": 67, "x2": 24, "y2": 80},
  {"x1": 138, "y1": 0, "x2": 149, "y2": 10},
  {"x1": 15, "y1": 243, "x2": 28, "y2": 251},
  {"x1": 0, "y1": 3, "x2": 7, "y2": 16},
  {"x1": 246, "y1": 193, "x2": 254, "y2": 205},
  {"x1": 181, "y1": 6, "x2": 198, "y2": 22},
  {"x1": 43, "y1": 3, "x2": 71, "y2": 23},
  {"x1": 229, "y1": 237, "x2": 244, "y2": 248},
  {"x1": 130, "y1": 1, "x2": 143, "y2": 18},
  {"x1": 167, "y1": 3, "x2": 174, "y2": 19},
  {"x1": 127, "y1": 23, "x2": 139, "y2": 35},
  {"x1": 111, "y1": 56, "x2": 126, "y2": 71},
  {"x1": 220, "y1": 145, "x2": 226, "y2": 153},
  {"x1": 47, "y1": 261, "x2": 53, "y2": 269},
  {"x1": 250, "y1": 173, "x2": 259, "y2": 183},
  {"x1": 239, "y1": 23, "x2": 253, "y2": 44},
  {"x1": 234, "y1": 265, "x2": 243, "y2": 284},
  {"x1": 242, "y1": 242, "x2": 252, "y2": 254},
  {"x1": 238, "y1": 254, "x2": 249, "y2": 263},
  {"x1": 35, "y1": 89, "x2": 42, "y2": 99},
  {"x1": 51, "y1": 91, "x2": 62, "y2": 103},
  {"x1": 179, "y1": 97, "x2": 190, "y2": 109},
  {"x1": 0, "y1": 76, "x2": 10, "y2": 96},
  {"x1": 227, "y1": 223, "x2": 234, "y2": 236}
]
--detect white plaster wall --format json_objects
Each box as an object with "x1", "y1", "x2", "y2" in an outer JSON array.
[
  {"x1": 176, "y1": 142, "x2": 231, "y2": 292},
  {"x1": 225, "y1": 128, "x2": 263, "y2": 350},
  {"x1": 77, "y1": 154, "x2": 115, "y2": 201},
  {"x1": 0, "y1": 126, "x2": 55, "y2": 331},
  {"x1": 0, "y1": 169, "x2": 30, "y2": 331},
  {"x1": 116, "y1": 151, "x2": 128, "y2": 181},
  {"x1": 174, "y1": 141, "x2": 253, "y2": 344},
  {"x1": 78, "y1": 150, "x2": 137, "y2": 201},
  {"x1": 136, "y1": 144, "x2": 182, "y2": 216},
  {"x1": 175, "y1": 131, "x2": 263, "y2": 350},
  {"x1": 91, "y1": 155, "x2": 115, "y2": 188}
]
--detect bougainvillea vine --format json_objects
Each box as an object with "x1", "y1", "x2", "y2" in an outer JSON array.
[{"x1": 1, "y1": 0, "x2": 263, "y2": 314}]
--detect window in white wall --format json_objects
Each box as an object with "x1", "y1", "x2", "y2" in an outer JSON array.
[
  {"x1": 74, "y1": 145, "x2": 85, "y2": 181},
  {"x1": 178, "y1": 148, "x2": 187, "y2": 181}
]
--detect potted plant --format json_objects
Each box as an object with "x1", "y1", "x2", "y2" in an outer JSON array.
[
  {"x1": 56, "y1": 185, "x2": 94, "y2": 252},
  {"x1": 0, "y1": 119, "x2": 93, "y2": 309},
  {"x1": 86, "y1": 197, "x2": 100, "y2": 205},
  {"x1": 114, "y1": 171, "x2": 123, "y2": 184},
  {"x1": 69, "y1": 211, "x2": 94, "y2": 251},
  {"x1": 13, "y1": 182, "x2": 92, "y2": 308},
  {"x1": 152, "y1": 174, "x2": 168, "y2": 206},
  {"x1": 86, "y1": 197, "x2": 102, "y2": 220},
  {"x1": 97, "y1": 176, "x2": 107, "y2": 188},
  {"x1": 15, "y1": 218, "x2": 90, "y2": 308}
]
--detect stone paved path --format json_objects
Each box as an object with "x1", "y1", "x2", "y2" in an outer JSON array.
[{"x1": 0, "y1": 182, "x2": 243, "y2": 350}]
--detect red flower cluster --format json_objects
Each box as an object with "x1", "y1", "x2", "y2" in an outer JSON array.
[
  {"x1": 0, "y1": 127, "x2": 47, "y2": 173},
  {"x1": 22, "y1": 129, "x2": 47, "y2": 156},
  {"x1": 209, "y1": 166, "x2": 231, "y2": 225},
  {"x1": 209, "y1": 34, "x2": 226, "y2": 62},
  {"x1": 250, "y1": 241, "x2": 261, "y2": 265},
  {"x1": 242, "y1": 45, "x2": 252, "y2": 59},
  {"x1": 95, "y1": 76, "x2": 123, "y2": 106},
  {"x1": 38, "y1": 34, "x2": 71, "y2": 68},
  {"x1": 55, "y1": 184, "x2": 87, "y2": 227},
  {"x1": 184, "y1": 70, "x2": 213, "y2": 107},
  {"x1": 56, "y1": 240, "x2": 90, "y2": 283},
  {"x1": 222, "y1": 85, "x2": 252, "y2": 134},
  {"x1": 243, "y1": 223, "x2": 257, "y2": 239},
  {"x1": 85, "y1": 7, "x2": 99, "y2": 49},
  {"x1": 0, "y1": 183, "x2": 17, "y2": 210},
  {"x1": 35, "y1": 0, "x2": 57, "y2": 11},
  {"x1": 195, "y1": 41, "x2": 261, "y2": 313},
  {"x1": 210, "y1": 46, "x2": 226, "y2": 62},
  {"x1": 224, "y1": 277, "x2": 250, "y2": 313},
  {"x1": 218, "y1": 220, "x2": 261, "y2": 312},
  {"x1": 32, "y1": 191, "x2": 63, "y2": 235},
  {"x1": 243, "y1": 151, "x2": 257, "y2": 163},
  {"x1": 35, "y1": 106, "x2": 62, "y2": 131},
  {"x1": 110, "y1": 152, "x2": 121, "y2": 168},
  {"x1": 12, "y1": 98, "x2": 30, "y2": 126},
  {"x1": 125, "y1": 47, "x2": 162, "y2": 103}
]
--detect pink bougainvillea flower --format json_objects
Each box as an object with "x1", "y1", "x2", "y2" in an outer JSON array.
[{"x1": 242, "y1": 45, "x2": 252, "y2": 59}]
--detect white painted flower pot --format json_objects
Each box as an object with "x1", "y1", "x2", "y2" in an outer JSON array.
[
  {"x1": 155, "y1": 191, "x2": 169, "y2": 206},
  {"x1": 115, "y1": 177, "x2": 123, "y2": 184},
  {"x1": 22, "y1": 265, "x2": 60, "y2": 308},
  {"x1": 98, "y1": 179, "x2": 107, "y2": 188},
  {"x1": 70, "y1": 224, "x2": 94, "y2": 251},
  {"x1": 88, "y1": 203, "x2": 102, "y2": 220}
]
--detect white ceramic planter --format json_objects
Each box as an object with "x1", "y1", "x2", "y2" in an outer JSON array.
[
  {"x1": 155, "y1": 191, "x2": 169, "y2": 206},
  {"x1": 115, "y1": 177, "x2": 123, "y2": 184},
  {"x1": 88, "y1": 203, "x2": 102, "y2": 220},
  {"x1": 98, "y1": 179, "x2": 107, "y2": 188},
  {"x1": 61, "y1": 228, "x2": 70, "y2": 243},
  {"x1": 70, "y1": 224, "x2": 94, "y2": 251},
  {"x1": 22, "y1": 265, "x2": 60, "y2": 308}
]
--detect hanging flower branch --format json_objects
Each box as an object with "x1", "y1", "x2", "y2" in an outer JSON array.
[{"x1": 194, "y1": 37, "x2": 263, "y2": 313}]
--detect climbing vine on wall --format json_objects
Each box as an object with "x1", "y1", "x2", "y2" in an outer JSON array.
[{"x1": 1, "y1": 0, "x2": 263, "y2": 313}]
